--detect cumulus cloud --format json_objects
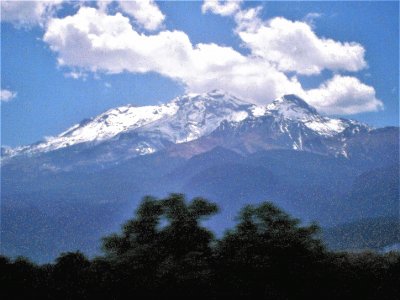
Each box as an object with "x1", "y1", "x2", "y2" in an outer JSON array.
[
  {"x1": 305, "y1": 75, "x2": 383, "y2": 114},
  {"x1": 96, "y1": 0, "x2": 165, "y2": 31},
  {"x1": 1, "y1": 89, "x2": 17, "y2": 102},
  {"x1": 238, "y1": 17, "x2": 367, "y2": 75},
  {"x1": 200, "y1": 3, "x2": 378, "y2": 114},
  {"x1": 42, "y1": 5, "x2": 380, "y2": 115},
  {"x1": 202, "y1": 0, "x2": 242, "y2": 16},
  {"x1": 43, "y1": 7, "x2": 303, "y2": 105},
  {"x1": 118, "y1": 0, "x2": 165, "y2": 31},
  {"x1": 0, "y1": 0, "x2": 62, "y2": 27},
  {"x1": 234, "y1": 6, "x2": 263, "y2": 32},
  {"x1": 205, "y1": 3, "x2": 366, "y2": 76},
  {"x1": 44, "y1": 8, "x2": 190, "y2": 75}
]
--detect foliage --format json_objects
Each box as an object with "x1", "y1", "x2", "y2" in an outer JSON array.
[{"x1": 1, "y1": 194, "x2": 399, "y2": 299}]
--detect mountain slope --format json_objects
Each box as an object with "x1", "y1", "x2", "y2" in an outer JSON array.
[{"x1": 323, "y1": 216, "x2": 400, "y2": 251}]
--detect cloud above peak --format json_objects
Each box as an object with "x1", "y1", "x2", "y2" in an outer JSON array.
[
  {"x1": 306, "y1": 75, "x2": 383, "y2": 114},
  {"x1": 43, "y1": 7, "x2": 303, "y2": 104},
  {"x1": 36, "y1": 2, "x2": 383, "y2": 115},
  {"x1": 239, "y1": 17, "x2": 367, "y2": 75}
]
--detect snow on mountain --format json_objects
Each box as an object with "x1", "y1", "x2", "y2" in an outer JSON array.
[
  {"x1": 8, "y1": 102, "x2": 179, "y2": 156},
  {"x1": 305, "y1": 119, "x2": 347, "y2": 137},
  {"x1": 266, "y1": 94, "x2": 364, "y2": 137},
  {"x1": 2, "y1": 90, "x2": 370, "y2": 161},
  {"x1": 4, "y1": 90, "x2": 259, "y2": 158},
  {"x1": 171, "y1": 93, "x2": 372, "y2": 158},
  {"x1": 138, "y1": 90, "x2": 256, "y2": 144},
  {"x1": 266, "y1": 94, "x2": 318, "y2": 120}
]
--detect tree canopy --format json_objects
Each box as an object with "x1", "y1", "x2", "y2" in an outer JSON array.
[{"x1": 1, "y1": 194, "x2": 399, "y2": 299}]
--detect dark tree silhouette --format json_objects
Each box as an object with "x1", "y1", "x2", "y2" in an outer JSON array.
[
  {"x1": 1, "y1": 194, "x2": 399, "y2": 299},
  {"x1": 101, "y1": 194, "x2": 218, "y2": 296},
  {"x1": 156, "y1": 194, "x2": 218, "y2": 295},
  {"x1": 214, "y1": 202, "x2": 325, "y2": 298},
  {"x1": 50, "y1": 251, "x2": 91, "y2": 298}
]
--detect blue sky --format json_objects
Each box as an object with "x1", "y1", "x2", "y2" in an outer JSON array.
[{"x1": 1, "y1": 1, "x2": 399, "y2": 147}]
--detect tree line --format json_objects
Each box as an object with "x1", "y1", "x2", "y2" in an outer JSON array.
[{"x1": 1, "y1": 194, "x2": 399, "y2": 299}]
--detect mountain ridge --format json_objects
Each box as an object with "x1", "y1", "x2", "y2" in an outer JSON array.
[
  {"x1": 2, "y1": 90, "x2": 374, "y2": 167},
  {"x1": 1, "y1": 93, "x2": 398, "y2": 262}
]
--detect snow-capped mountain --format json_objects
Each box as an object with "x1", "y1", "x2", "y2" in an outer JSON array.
[
  {"x1": 265, "y1": 94, "x2": 360, "y2": 138},
  {"x1": 7, "y1": 100, "x2": 179, "y2": 156},
  {"x1": 4, "y1": 90, "x2": 257, "y2": 157},
  {"x1": 135, "y1": 90, "x2": 260, "y2": 144},
  {"x1": 2, "y1": 91, "x2": 398, "y2": 263},
  {"x1": 2, "y1": 90, "x2": 371, "y2": 167},
  {"x1": 168, "y1": 93, "x2": 370, "y2": 158}
]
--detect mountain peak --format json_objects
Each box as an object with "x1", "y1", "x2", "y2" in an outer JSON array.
[
  {"x1": 144, "y1": 90, "x2": 257, "y2": 144},
  {"x1": 206, "y1": 89, "x2": 236, "y2": 98},
  {"x1": 282, "y1": 94, "x2": 317, "y2": 112},
  {"x1": 266, "y1": 94, "x2": 318, "y2": 120},
  {"x1": 171, "y1": 90, "x2": 253, "y2": 112}
]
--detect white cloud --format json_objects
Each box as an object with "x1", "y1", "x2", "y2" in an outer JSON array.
[
  {"x1": 0, "y1": 0, "x2": 165, "y2": 31},
  {"x1": 118, "y1": 0, "x2": 165, "y2": 31},
  {"x1": 234, "y1": 6, "x2": 263, "y2": 33},
  {"x1": 44, "y1": 8, "x2": 191, "y2": 75},
  {"x1": 42, "y1": 6, "x2": 381, "y2": 115},
  {"x1": 1, "y1": 89, "x2": 17, "y2": 102},
  {"x1": 238, "y1": 17, "x2": 367, "y2": 75},
  {"x1": 305, "y1": 75, "x2": 383, "y2": 114},
  {"x1": 0, "y1": 0, "x2": 62, "y2": 27},
  {"x1": 43, "y1": 7, "x2": 303, "y2": 105},
  {"x1": 202, "y1": 0, "x2": 242, "y2": 16}
]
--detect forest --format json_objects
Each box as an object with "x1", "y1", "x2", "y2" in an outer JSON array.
[{"x1": 1, "y1": 194, "x2": 399, "y2": 299}]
